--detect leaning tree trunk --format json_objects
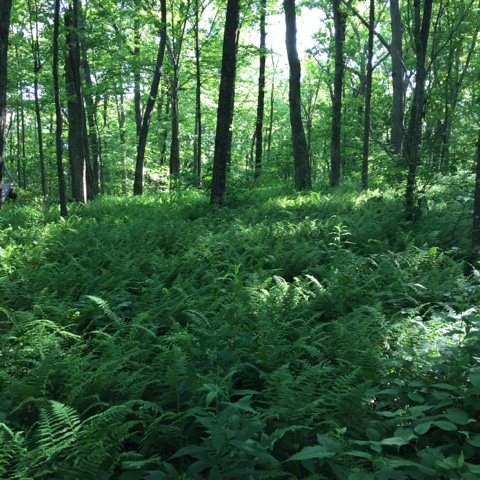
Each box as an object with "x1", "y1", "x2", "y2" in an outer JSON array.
[
  {"x1": 53, "y1": 0, "x2": 68, "y2": 216},
  {"x1": 284, "y1": 0, "x2": 311, "y2": 190},
  {"x1": 210, "y1": 0, "x2": 241, "y2": 206},
  {"x1": 133, "y1": 0, "x2": 167, "y2": 195},
  {"x1": 0, "y1": 0, "x2": 13, "y2": 191},
  {"x1": 254, "y1": 0, "x2": 267, "y2": 179},
  {"x1": 404, "y1": 0, "x2": 433, "y2": 222},
  {"x1": 330, "y1": 0, "x2": 346, "y2": 187}
]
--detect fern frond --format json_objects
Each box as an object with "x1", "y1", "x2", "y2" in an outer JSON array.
[{"x1": 36, "y1": 400, "x2": 80, "y2": 458}]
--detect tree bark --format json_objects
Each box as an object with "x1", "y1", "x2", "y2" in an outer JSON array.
[
  {"x1": 404, "y1": 0, "x2": 434, "y2": 222},
  {"x1": 27, "y1": 0, "x2": 47, "y2": 199},
  {"x1": 330, "y1": 0, "x2": 346, "y2": 187},
  {"x1": 284, "y1": 0, "x2": 311, "y2": 190},
  {"x1": 0, "y1": 0, "x2": 12, "y2": 192},
  {"x1": 361, "y1": 0, "x2": 374, "y2": 190},
  {"x1": 390, "y1": 0, "x2": 404, "y2": 155},
  {"x1": 254, "y1": 0, "x2": 267, "y2": 179},
  {"x1": 133, "y1": 0, "x2": 167, "y2": 195},
  {"x1": 210, "y1": 0, "x2": 241, "y2": 206},
  {"x1": 193, "y1": 0, "x2": 203, "y2": 184},
  {"x1": 53, "y1": 0, "x2": 68, "y2": 216},
  {"x1": 65, "y1": 2, "x2": 89, "y2": 203}
]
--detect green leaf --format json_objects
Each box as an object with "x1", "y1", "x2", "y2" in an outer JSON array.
[
  {"x1": 414, "y1": 422, "x2": 433, "y2": 435},
  {"x1": 348, "y1": 470, "x2": 375, "y2": 480},
  {"x1": 433, "y1": 420, "x2": 457, "y2": 431},
  {"x1": 408, "y1": 392, "x2": 424, "y2": 403},
  {"x1": 458, "y1": 450, "x2": 465, "y2": 468},
  {"x1": 432, "y1": 383, "x2": 458, "y2": 391},
  {"x1": 286, "y1": 445, "x2": 338, "y2": 461},
  {"x1": 468, "y1": 374, "x2": 480, "y2": 394},
  {"x1": 466, "y1": 434, "x2": 480, "y2": 447},
  {"x1": 444, "y1": 408, "x2": 473, "y2": 425},
  {"x1": 380, "y1": 437, "x2": 411, "y2": 447}
]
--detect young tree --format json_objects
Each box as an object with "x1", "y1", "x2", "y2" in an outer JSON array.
[
  {"x1": 330, "y1": 0, "x2": 346, "y2": 187},
  {"x1": 27, "y1": 0, "x2": 47, "y2": 198},
  {"x1": 284, "y1": 0, "x2": 311, "y2": 190},
  {"x1": 210, "y1": 0, "x2": 241, "y2": 206},
  {"x1": 361, "y1": 0, "x2": 374, "y2": 190},
  {"x1": 133, "y1": 0, "x2": 167, "y2": 195},
  {"x1": 254, "y1": 0, "x2": 267, "y2": 179},
  {"x1": 0, "y1": 0, "x2": 13, "y2": 191}
]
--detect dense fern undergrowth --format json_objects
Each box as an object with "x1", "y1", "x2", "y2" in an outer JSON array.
[{"x1": 1, "y1": 178, "x2": 480, "y2": 479}]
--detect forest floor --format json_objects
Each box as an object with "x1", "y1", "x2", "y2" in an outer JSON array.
[{"x1": 1, "y1": 177, "x2": 480, "y2": 479}]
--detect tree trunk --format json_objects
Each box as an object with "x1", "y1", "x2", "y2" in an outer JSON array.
[
  {"x1": 210, "y1": 0, "x2": 241, "y2": 206},
  {"x1": 133, "y1": 0, "x2": 167, "y2": 195},
  {"x1": 284, "y1": 0, "x2": 311, "y2": 190},
  {"x1": 193, "y1": 0, "x2": 203, "y2": 184},
  {"x1": 53, "y1": 0, "x2": 68, "y2": 216},
  {"x1": 133, "y1": 0, "x2": 142, "y2": 139},
  {"x1": 361, "y1": 0, "x2": 374, "y2": 190},
  {"x1": 404, "y1": 0, "x2": 434, "y2": 222},
  {"x1": 390, "y1": 0, "x2": 404, "y2": 155},
  {"x1": 27, "y1": 0, "x2": 47, "y2": 199},
  {"x1": 0, "y1": 0, "x2": 12, "y2": 192},
  {"x1": 472, "y1": 129, "x2": 480, "y2": 255},
  {"x1": 168, "y1": 68, "x2": 181, "y2": 179},
  {"x1": 254, "y1": 0, "x2": 267, "y2": 179},
  {"x1": 65, "y1": 2, "x2": 89, "y2": 203},
  {"x1": 330, "y1": 0, "x2": 346, "y2": 187}
]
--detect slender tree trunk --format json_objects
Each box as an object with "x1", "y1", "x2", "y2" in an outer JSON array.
[
  {"x1": 361, "y1": 0, "x2": 374, "y2": 190},
  {"x1": 254, "y1": 0, "x2": 267, "y2": 179},
  {"x1": 134, "y1": 0, "x2": 142, "y2": 139},
  {"x1": 210, "y1": 0, "x2": 241, "y2": 206},
  {"x1": 284, "y1": 0, "x2": 311, "y2": 190},
  {"x1": 330, "y1": 0, "x2": 346, "y2": 187},
  {"x1": 404, "y1": 0, "x2": 433, "y2": 222},
  {"x1": 390, "y1": 0, "x2": 404, "y2": 155},
  {"x1": 168, "y1": 69, "x2": 181, "y2": 179},
  {"x1": 472, "y1": 129, "x2": 480, "y2": 255},
  {"x1": 0, "y1": 0, "x2": 12, "y2": 192},
  {"x1": 193, "y1": 0, "x2": 202, "y2": 184},
  {"x1": 133, "y1": 0, "x2": 167, "y2": 195},
  {"x1": 53, "y1": 0, "x2": 68, "y2": 216},
  {"x1": 116, "y1": 92, "x2": 127, "y2": 195},
  {"x1": 27, "y1": 1, "x2": 47, "y2": 199}
]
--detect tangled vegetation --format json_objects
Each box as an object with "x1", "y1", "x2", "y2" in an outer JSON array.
[{"x1": 1, "y1": 178, "x2": 480, "y2": 479}]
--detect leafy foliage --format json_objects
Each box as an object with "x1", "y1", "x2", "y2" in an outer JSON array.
[{"x1": 0, "y1": 183, "x2": 479, "y2": 478}]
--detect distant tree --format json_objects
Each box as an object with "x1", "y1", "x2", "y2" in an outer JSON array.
[
  {"x1": 133, "y1": 0, "x2": 167, "y2": 195},
  {"x1": 210, "y1": 0, "x2": 241, "y2": 206},
  {"x1": 0, "y1": 0, "x2": 13, "y2": 191},
  {"x1": 284, "y1": 0, "x2": 311, "y2": 190}
]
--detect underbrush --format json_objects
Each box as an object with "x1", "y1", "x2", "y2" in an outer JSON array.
[{"x1": 1, "y1": 181, "x2": 479, "y2": 479}]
